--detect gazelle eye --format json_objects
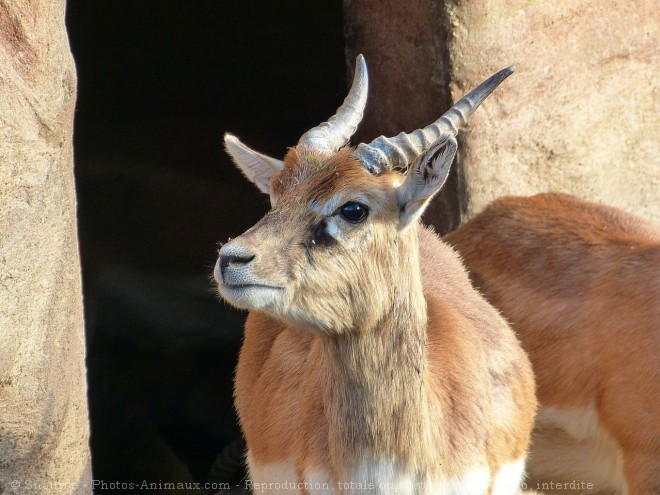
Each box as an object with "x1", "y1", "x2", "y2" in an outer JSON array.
[{"x1": 339, "y1": 202, "x2": 369, "y2": 223}]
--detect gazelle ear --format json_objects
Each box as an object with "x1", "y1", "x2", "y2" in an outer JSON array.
[
  {"x1": 224, "y1": 133, "x2": 284, "y2": 194},
  {"x1": 395, "y1": 133, "x2": 457, "y2": 229}
]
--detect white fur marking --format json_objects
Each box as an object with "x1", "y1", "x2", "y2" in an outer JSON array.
[
  {"x1": 491, "y1": 458, "x2": 526, "y2": 495},
  {"x1": 247, "y1": 453, "x2": 301, "y2": 494},
  {"x1": 247, "y1": 454, "x2": 494, "y2": 494},
  {"x1": 436, "y1": 467, "x2": 491, "y2": 495},
  {"x1": 325, "y1": 218, "x2": 341, "y2": 239},
  {"x1": 303, "y1": 468, "x2": 336, "y2": 494},
  {"x1": 350, "y1": 459, "x2": 416, "y2": 494},
  {"x1": 529, "y1": 406, "x2": 628, "y2": 494},
  {"x1": 348, "y1": 460, "x2": 490, "y2": 495}
]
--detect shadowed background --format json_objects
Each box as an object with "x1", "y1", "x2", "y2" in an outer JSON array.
[{"x1": 66, "y1": 0, "x2": 348, "y2": 487}]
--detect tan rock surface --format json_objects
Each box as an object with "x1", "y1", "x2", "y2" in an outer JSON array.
[
  {"x1": 446, "y1": 0, "x2": 659, "y2": 223},
  {"x1": 0, "y1": 1, "x2": 91, "y2": 493}
]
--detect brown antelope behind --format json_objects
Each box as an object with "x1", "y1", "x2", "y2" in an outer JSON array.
[
  {"x1": 445, "y1": 193, "x2": 660, "y2": 495},
  {"x1": 213, "y1": 56, "x2": 536, "y2": 494}
]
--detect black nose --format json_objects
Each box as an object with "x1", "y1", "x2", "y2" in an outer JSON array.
[{"x1": 219, "y1": 253, "x2": 255, "y2": 278}]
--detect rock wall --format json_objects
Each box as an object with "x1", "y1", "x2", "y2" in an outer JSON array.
[
  {"x1": 345, "y1": 1, "x2": 658, "y2": 226},
  {"x1": 0, "y1": 1, "x2": 92, "y2": 493},
  {"x1": 447, "y1": 0, "x2": 659, "y2": 223}
]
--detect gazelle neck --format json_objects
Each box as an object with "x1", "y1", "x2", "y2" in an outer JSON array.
[{"x1": 319, "y1": 225, "x2": 435, "y2": 475}]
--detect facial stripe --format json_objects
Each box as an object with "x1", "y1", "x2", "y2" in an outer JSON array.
[{"x1": 311, "y1": 220, "x2": 337, "y2": 247}]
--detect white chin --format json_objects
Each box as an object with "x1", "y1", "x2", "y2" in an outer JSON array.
[{"x1": 218, "y1": 284, "x2": 283, "y2": 310}]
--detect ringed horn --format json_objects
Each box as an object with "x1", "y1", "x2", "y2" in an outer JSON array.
[
  {"x1": 353, "y1": 65, "x2": 515, "y2": 174},
  {"x1": 298, "y1": 55, "x2": 369, "y2": 152},
  {"x1": 265, "y1": 55, "x2": 513, "y2": 176}
]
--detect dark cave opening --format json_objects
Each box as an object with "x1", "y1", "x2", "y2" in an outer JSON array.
[{"x1": 66, "y1": 1, "x2": 345, "y2": 488}]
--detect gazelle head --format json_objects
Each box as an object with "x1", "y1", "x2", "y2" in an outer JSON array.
[{"x1": 214, "y1": 56, "x2": 513, "y2": 334}]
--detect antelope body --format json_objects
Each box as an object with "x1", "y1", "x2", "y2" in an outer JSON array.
[
  {"x1": 445, "y1": 193, "x2": 660, "y2": 495},
  {"x1": 214, "y1": 57, "x2": 536, "y2": 494}
]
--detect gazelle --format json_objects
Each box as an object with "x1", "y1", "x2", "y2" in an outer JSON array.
[
  {"x1": 445, "y1": 193, "x2": 660, "y2": 495},
  {"x1": 214, "y1": 56, "x2": 536, "y2": 494}
]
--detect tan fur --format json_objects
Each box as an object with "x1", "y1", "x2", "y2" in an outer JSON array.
[
  {"x1": 219, "y1": 148, "x2": 536, "y2": 493},
  {"x1": 445, "y1": 192, "x2": 660, "y2": 494}
]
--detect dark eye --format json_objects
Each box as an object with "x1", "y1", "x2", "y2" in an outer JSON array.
[{"x1": 339, "y1": 202, "x2": 369, "y2": 223}]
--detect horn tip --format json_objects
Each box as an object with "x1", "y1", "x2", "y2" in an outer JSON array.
[
  {"x1": 500, "y1": 66, "x2": 516, "y2": 79},
  {"x1": 486, "y1": 65, "x2": 516, "y2": 88},
  {"x1": 355, "y1": 54, "x2": 367, "y2": 72},
  {"x1": 495, "y1": 65, "x2": 516, "y2": 80}
]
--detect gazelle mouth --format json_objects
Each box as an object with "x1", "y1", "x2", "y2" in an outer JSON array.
[
  {"x1": 222, "y1": 283, "x2": 283, "y2": 291},
  {"x1": 218, "y1": 281, "x2": 285, "y2": 311}
]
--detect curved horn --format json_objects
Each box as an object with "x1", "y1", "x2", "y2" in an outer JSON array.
[
  {"x1": 298, "y1": 55, "x2": 369, "y2": 151},
  {"x1": 353, "y1": 66, "x2": 515, "y2": 174}
]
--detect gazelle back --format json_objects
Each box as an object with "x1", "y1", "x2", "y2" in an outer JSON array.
[
  {"x1": 445, "y1": 193, "x2": 660, "y2": 495},
  {"x1": 214, "y1": 56, "x2": 536, "y2": 494}
]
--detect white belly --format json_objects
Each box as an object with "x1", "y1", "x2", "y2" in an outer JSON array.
[{"x1": 526, "y1": 406, "x2": 628, "y2": 495}]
